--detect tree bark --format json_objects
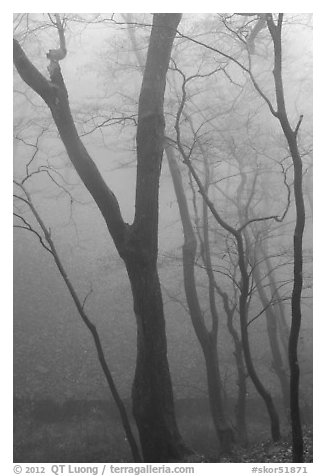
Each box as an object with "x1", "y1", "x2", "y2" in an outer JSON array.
[
  {"x1": 236, "y1": 235, "x2": 281, "y2": 442},
  {"x1": 266, "y1": 14, "x2": 305, "y2": 462},
  {"x1": 233, "y1": 154, "x2": 282, "y2": 442},
  {"x1": 14, "y1": 13, "x2": 193, "y2": 462},
  {"x1": 260, "y1": 241, "x2": 290, "y2": 357},
  {"x1": 173, "y1": 91, "x2": 281, "y2": 443},
  {"x1": 165, "y1": 142, "x2": 234, "y2": 455},
  {"x1": 203, "y1": 339, "x2": 234, "y2": 454},
  {"x1": 125, "y1": 261, "x2": 191, "y2": 461},
  {"x1": 223, "y1": 296, "x2": 248, "y2": 446},
  {"x1": 251, "y1": 245, "x2": 290, "y2": 412}
]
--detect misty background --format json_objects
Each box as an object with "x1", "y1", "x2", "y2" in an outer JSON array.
[{"x1": 13, "y1": 13, "x2": 312, "y2": 463}]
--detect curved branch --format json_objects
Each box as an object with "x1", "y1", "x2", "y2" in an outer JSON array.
[
  {"x1": 13, "y1": 212, "x2": 53, "y2": 254},
  {"x1": 13, "y1": 37, "x2": 128, "y2": 255},
  {"x1": 175, "y1": 27, "x2": 278, "y2": 117},
  {"x1": 13, "y1": 182, "x2": 142, "y2": 462}
]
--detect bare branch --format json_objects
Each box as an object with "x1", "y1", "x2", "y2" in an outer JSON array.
[
  {"x1": 13, "y1": 211, "x2": 53, "y2": 254},
  {"x1": 82, "y1": 287, "x2": 94, "y2": 310},
  {"x1": 294, "y1": 115, "x2": 304, "y2": 138},
  {"x1": 175, "y1": 26, "x2": 278, "y2": 117}
]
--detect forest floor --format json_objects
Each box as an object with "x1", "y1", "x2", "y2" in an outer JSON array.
[
  {"x1": 13, "y1": 397, "x2": 313, "y2": 463},
  {"x1": 220, "y1": 426, "x2": 313, "y2": 463}
]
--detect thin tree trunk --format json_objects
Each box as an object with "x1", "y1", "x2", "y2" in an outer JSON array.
[
  {"x1": 267, "y1": 14, "x2": 305, "y2": 461},
  {"x1": 239, "y1": 187, "x2": 289, "y2": 415},
  {"x1": 260, "y1": 242, "x2": 290, "y2": 357},
  {"x1": 228, "y1": 152, "x2": 282, "y2": 442},
  {"x1": 212, "y1": 156, "x2": 248, "y2": 446},
  {"x1": 237, "y1": 234, "x2": 281, "y2": 442},
  {"x1": 165, "y1": 142, "x2": 233, "y2": 455},
  {"x1": 200, "y1": 146, "x2": 234, "y2": 453},
  {"x1": 223, "y1": 295, "x2": 248, "y2": 446},
  {"x1": 203, "y1": 339, "x2": 234, "y2": 454},
  {"x1": 251, "y1": 246, "x2": 290, "y2": 411},
  {"x1": 172, "y1": 65, "x2": 281, "y2": 439},
  {"x1": 16, "y1": 183, "x2": 141, "y2": 462}
]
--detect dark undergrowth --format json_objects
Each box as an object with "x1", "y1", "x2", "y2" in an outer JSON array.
[
  {"x1": 13, "y1": 397, "x2": 312, "y2": 463},
  {"x1": 220, "y1": 426, "x2": 313, "y2": 463}
]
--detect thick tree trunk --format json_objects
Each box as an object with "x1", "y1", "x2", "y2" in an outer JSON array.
[
  {"x1": 125, "y1": 260, "x2": 191, "y2": 462},
  {"x1": 14, "y1": 13, "x2": 192, "y2": 462},
  {"x1": 128, "y1": 14, "x2": 195, "y2": 461}
]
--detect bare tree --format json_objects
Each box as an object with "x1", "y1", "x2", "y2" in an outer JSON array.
[
  {"x1": 122, "y1": 15, "x2": 234, "y2": 455},
  {"x1": 14, "y1": 13, "x2": 196, "y2": 463},
  {"x1": 234, "y1": 155, "x2": 290, "y2": 413},
  {"x1": 14, "y1": 181, "x2": 141, "y2": 462},
  {"x1": 165, "y1": 141, "x2": 234, "y2": 454},
  {"x1": 266, "y1": 14, "x2": 306, "y2": 462},
  {"x1": 171, "y1": 56, "x2": 293, "y2": 442},
  {"x1": 175, "y1": 13, "x2": 308, "y2": 460}
]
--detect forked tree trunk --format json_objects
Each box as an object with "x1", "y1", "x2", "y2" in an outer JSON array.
[
  {"x1": 228, "y1": 154, "x2": 281, "y2": 443},
  {"x1": 14, "y1": 13, "x2": 194, "y2": 462},
  {"x1": 177, "y1": 151, "x2": 281, "y2": 441},
  {"x1": 213, "y1": 160, "x2": 248, "y2": 446},
  {"x1": 240, "y1": 204, "x2": 289, "y2": 413},
  {"x1": 172, "y1": 66, "x2": 281, "y2": 441},
  {"x1": 165, "y1": 143, "x2": 234, "y2": 455},
  {"x1": 236, "y1": 234, "x2": 281, "y2": 442},
  {"x1": 251, "y1": 246, "x2": 290, "y2": 412}
]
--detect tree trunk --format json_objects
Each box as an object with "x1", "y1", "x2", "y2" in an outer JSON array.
[
  {"x1": 214, "y1": 157, "x2": 248, "y2": 446},
  {"x1": 125, "y1": 259, "x2": 191, "y2": 462},
  {"x1": 203, "y1": 339, "x2": 234, "y2": 455},
  {"x1": 267, "y1": 14, "x2": 305, "y2": 461},
  {"x1": 165, "y1": 142, "x2": 233, "y2": 455},
  {"x1": 251, "y1": 250, "x2": 290, "y2": 412},
  {"x1": 225, "y1": 309, "x2": 248, "y2": 446},
  {"x1": 287, "y1": 121, "x2": 305, "y2": 465},
  {"x1": 235, "y1": 158, "x2": 281, "y2": 442},
  {"x1": 16, "y1": 183, "x2": 142, "y2": 462},
  {"x1": 237, "y1": 235, "x2": 281, "y2": 442},
  {"x1": 14, "y1": 13, "x2": 193, "y2": 462},
  {"x1": 260, "y1": 242, "x2": 290, "y2": 357},
  {"x1": 173, "y1": 130, "x2": 281, "y2": 442}
]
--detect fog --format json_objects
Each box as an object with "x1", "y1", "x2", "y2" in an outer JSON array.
[{"x1": 13, "y1": 13, "x2": 312, "y2": 465}]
